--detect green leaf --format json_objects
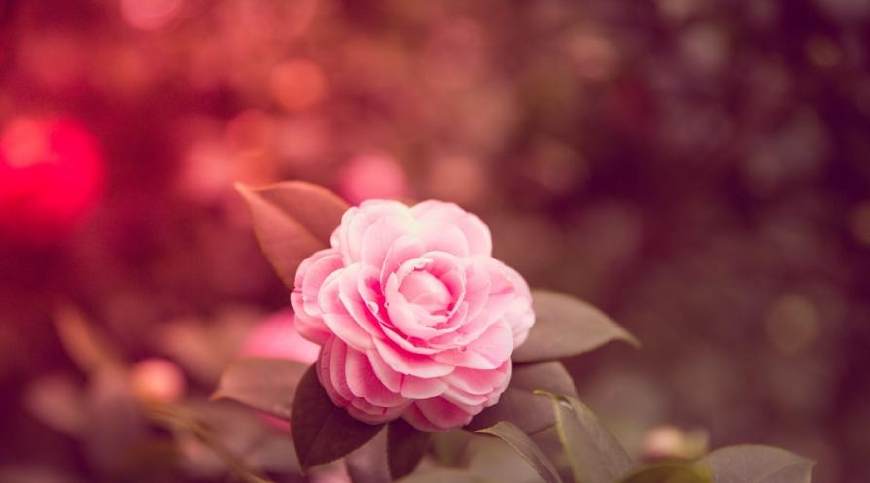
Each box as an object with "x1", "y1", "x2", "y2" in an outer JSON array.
[
  {"x1": 291, "y1": 365, "x2": 384, "y2": 469},
  {"x1": 702, "y1": 445, "x2": 814, "y2": 483},
  {"x1": 467, "y1": 362, "x2": 577, "y2": 434},
  {"x1": 212, "y1": 358, "x2": 309, "y2": 421},
  {"x1": 477, "y1": 421, "x2": 564, "y2": 483},
  {"x1": 619, "y1": 463, "x2": 712, "y2": 483},
  {"x1": 512, "y1": 291, "x2": 639, "y2": 363},
  {"x1": 235, "y1": 181, "x2": 349, "y2": 288},
  {"x1": 537, "y1": 392, "x2": 634, "y2": 483},
  {"x1": 431, "y1": 430, "x2": 473, "y2": 467},
  {"x1": 388, "y1": 419, "x2": 431, "y2": 479}
]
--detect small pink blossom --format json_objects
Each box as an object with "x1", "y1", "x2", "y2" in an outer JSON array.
[{"x1": 292, "y1": 200, "x2": 534, "y2": 431}]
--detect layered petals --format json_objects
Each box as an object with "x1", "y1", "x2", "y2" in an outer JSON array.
[{"x1": 294, "y1": 199, "x2": 534, "y2": 431}]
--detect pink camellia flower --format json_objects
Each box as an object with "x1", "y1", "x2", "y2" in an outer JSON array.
[{"x1": 291, "y1": 200, "x2": 534, "y2": 431}]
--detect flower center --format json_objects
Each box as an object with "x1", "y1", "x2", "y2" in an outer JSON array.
[{"x1": 399, "y1": 269, "x2": 451, "y2": 316}]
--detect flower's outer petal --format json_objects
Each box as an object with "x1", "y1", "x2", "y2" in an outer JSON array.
[
  {"x1": 412, "y1": 200, "x2": 492, "y2": 256},
  {"x1": 345, "y1": 346, "x2": 407, "y2": 408},
  {"x1": 434, "y1": 322, "x2": 513, "y2": 369},
  {"x1": 337, "y1": 264, "x2": 386, "y2": 340},
  {"x1": 403, "y1": 397, "x2": 476, "y2": 432},
  {"x1": 400, "y1": 375, "x2": 448, "y2": 399},
  {"x1": 317, "y1": 337, "x2": 352, "y2": 405},
  {"x1": 366, "y1": 349, "x2": 403, "y2": 393},
  {"x1": 443, "y1": 361, "x2": 511, "y2": 396},
  {"x1": 334, "y1": 200, "x2": 412, "y2": 263},
  {"x1": 323, "y1": 314, "x2": 374, "y2": 352},
  {"x1": 483, "y1": 258, "x2": 535, "y2": 346},
  {"x1": 291, "y1": 292, "x2": 333, "y2": 345},
  {"x1": 291, "y1": 249, "x2": 344, "y2": 344},
  {"x1": 319, "y1": 338, "x2": 407, "y2": 425},
  {"x1": 349, "y1": 398, "x2": 406, "y2": 424},
  {"x1": 417, "y1": 223, "x2": 470, "y2": 258},
  {"x1": 360, "y1": 214, "x2": 415, "y2": 270}
]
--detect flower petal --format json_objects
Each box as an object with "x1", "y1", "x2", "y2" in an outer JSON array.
[
  {"x1": 372, "y1": 337, "x2": 454, "y2": 378},
  {"x1": 345, "y1": 346, "x2": 407, "y2": 407},
  {"x1": 412, "y1": 200, "x2": 492, "y2": 256},
  {"x1": 434, "y1": 322, "x2": 513, "y2": 369},
  {"x1": 400, "y1": 375, "x2": 448, "y2": 399}
]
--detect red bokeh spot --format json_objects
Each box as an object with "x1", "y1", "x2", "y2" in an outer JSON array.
[{"x1": 0, "y1": 117, "x2": 105, "y2": 243}]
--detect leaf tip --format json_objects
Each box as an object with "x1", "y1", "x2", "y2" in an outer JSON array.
[{"x1": 623, "y1": 331, "x2": 642, "y2": 349}]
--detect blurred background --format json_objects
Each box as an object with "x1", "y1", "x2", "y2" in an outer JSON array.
[{"x1": 1, "y1": 0, "x2": 869, "y2": 482}]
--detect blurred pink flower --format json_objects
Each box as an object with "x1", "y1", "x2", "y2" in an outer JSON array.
[
  {"x1": 240, "y1": 310, "x2": 320, "y2": 364},
  {"x1": 292, "y1": 200, "x2": 534, "y2": 431},
  {"x1": 338, "y1": 154, "x2": 409, "y2": 205}
]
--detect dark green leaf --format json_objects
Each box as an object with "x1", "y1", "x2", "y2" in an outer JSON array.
[
  {"x1": 467, "y1": 362, "x2": 577, "y2": 434},
  {"x1": 235, "y1": 181, "x2": 349, "y2": 288},
  {"x1": 513, "y1": 291, "x2": 639, "y2": 363},
  {"x1": 388, "y1": 419, "x2": 431, "y2": 479},
  {"x1": 619, "y1": 463, "x2": 712, "y2": 483},
  {"x1": 212, "y1": 358, "x2": 309, "y2": 421},
  {"x1": 538, "y1": 391, "x2": 634, "y2": 483},
  {"x1": 702, "y1": 445, "x2": 814, "y2": 483},
  {"x1": 291, "y1": 365, "x2": 384, "y2": 469},
  {"x1": 477, "y1": 421, "x2": 564, "y2": 483}
]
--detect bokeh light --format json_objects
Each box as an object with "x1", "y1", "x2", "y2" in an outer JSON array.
[{"x1": 0, "y1": 117, "x2": 104, "y2": 243}]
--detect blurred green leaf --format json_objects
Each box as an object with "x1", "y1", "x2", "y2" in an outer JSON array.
[
  {"x1": 477, "y1": 421, "x2": 564, "y2": 483},
  {"x1": 388, "y1": 419, "x2": 431, "y2": 479},
  {"x1": 212, "y1": 357, "x2": 308, "y2": 421},
  {"x1": 54, "y1": 305, "x2": 122, "y2": 374},
  {"x1": 619, "y1": 463, "x2": 712, "y2": 483},
  {"x1": 346, "y1": 431, "x2": 391, "y2": 483},
  {"x1": 702, "y1": 445, "x2": 814, "y2": 483},
  {"x1": 431, "y1": 430, "x2": 473, "y2": 467},
  {"x1": 467, "y1": 361, "x2": 577, "y2": 434},
  {"x1": 235, "y1": 181, "x2": 349, "y2": 288},
  {"x1": 24, "y1": 373, "x2": 87, "y2": 436},
  {"x1": 291, "y1": 365, "x2": 384, "y2": 469},
  {"x1": 538, "y1": 391, "x2": 634, "y2": 483},
  {"x1": 512, "y1": 291, "x2": 639, "y2": 363}
]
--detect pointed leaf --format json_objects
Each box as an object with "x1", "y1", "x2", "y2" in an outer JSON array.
[
  {"x1": 477, "y1": 421, "x2": 564, "y2": 483},
  {"x1": 513, "y1": 291, "x2": 639, "y2": 363},
  {"x1": 291, "y1": 365, "x2": 384, "y2": 469},
  {"x1": 55, "y1": 305, "x2": 122, "y2": 373},
  {"x1": 388, "y1": 419, "x2": 431, "y2": 479},
  {"x1": 538, "y1": 391, "x2": 634, "y2": 483},
  {"x1": 620, "y1": 463, "x2": 712, "y2": 483},
  {"x1": 236, "y1": 181, "x2": 349, "y2": 288},
  {"x1": 467, "y1": 362, "x2": 577, "y2": 434},
  {"x1": 212, "y1": 358, "x2": 309, "y2": 421},
  {"x1": 702, "y1": 445, "x2": 814, "y2": 483}
]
